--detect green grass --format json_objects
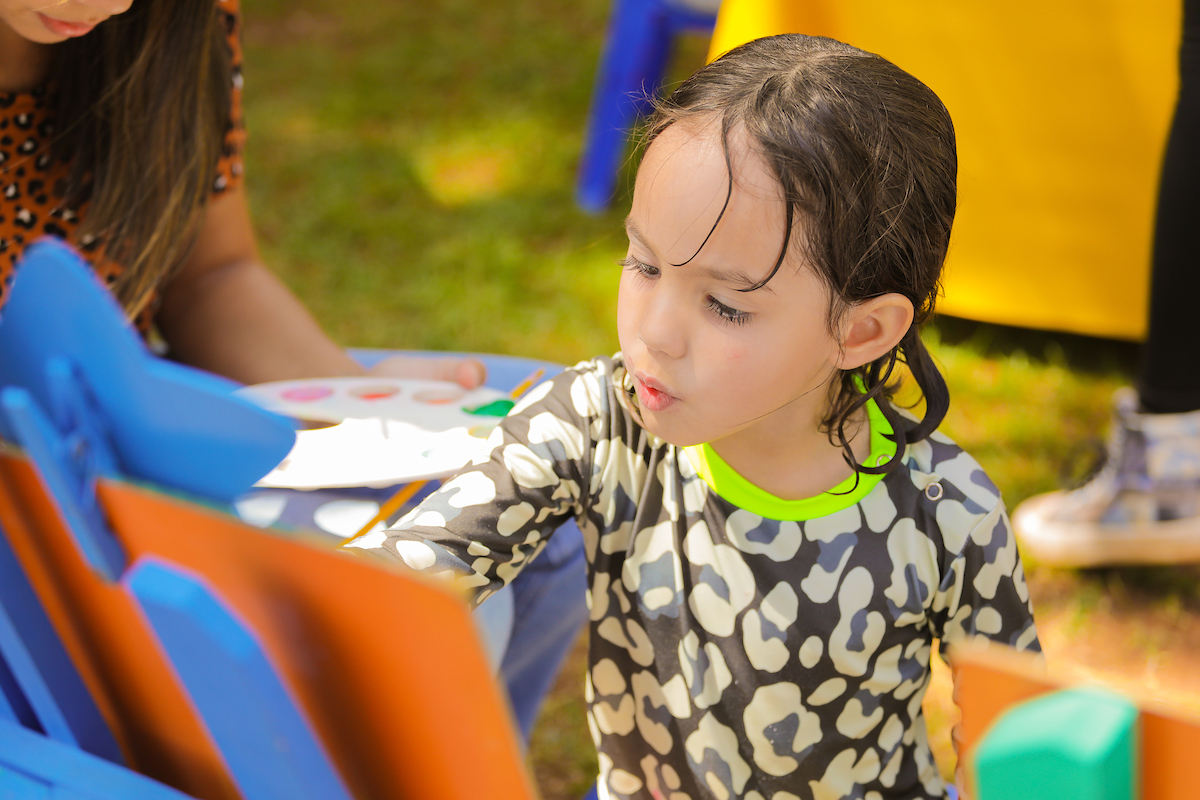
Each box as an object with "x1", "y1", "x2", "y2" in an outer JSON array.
[{"x1": 240, "y1": 2, "x2": 1161, "y2": 795}]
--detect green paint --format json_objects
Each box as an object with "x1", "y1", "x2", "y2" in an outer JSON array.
[{"x1": 464, "y1": 399, "x2": 515, "y2": 417}]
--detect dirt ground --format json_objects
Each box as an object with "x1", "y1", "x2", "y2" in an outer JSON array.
[{"x1": 1004, "y1": 566, "x2": 1200, "y2": 713}]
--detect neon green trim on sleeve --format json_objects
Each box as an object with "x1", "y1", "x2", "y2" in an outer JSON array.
[{"x1": 682, "y1": 398, "x2": 896, "y2": 521}]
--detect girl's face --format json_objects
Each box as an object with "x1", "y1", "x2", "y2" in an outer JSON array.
[
  {"x1": 617, "y1": 120, "x2": 843, "y2": 452},
  {"x1": 1, "y1": 0, "x2": 133, "y2": 44}
]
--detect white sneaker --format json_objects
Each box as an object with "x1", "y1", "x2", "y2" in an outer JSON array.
[{"x1": 1011, "y1": 388, "x2": 1200, "y2": 567}]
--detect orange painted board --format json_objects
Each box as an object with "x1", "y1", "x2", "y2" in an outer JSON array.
[
  {"x1": 0, "y1": 445, "x2": 537, "y2": 800},
  {"x1": 0, "y1": 449, "x2": 238, "y2": 800},
  {"x1": 1139, "y1": 702, "x2": 1200, "y2": 800},
  {"x1": 952, "y1": 643, "x2": 1200, "y2": 800}
]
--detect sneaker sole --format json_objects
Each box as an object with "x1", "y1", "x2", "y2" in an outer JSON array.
[{"x1": 1012, "y1": 492, "x2": 1200, "y2": 567}]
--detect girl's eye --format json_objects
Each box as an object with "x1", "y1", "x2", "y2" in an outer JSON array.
[
  {"x1": 619, "y1": 255, "x2": 659, "y2": 278},
  {"x1": 707, "y1": 296, "x2": 751, "y2": 325}
]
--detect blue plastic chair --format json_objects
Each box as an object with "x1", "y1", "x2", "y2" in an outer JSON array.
[
  {"x1": 576, "y1": 0, "x2": 719, "y2": 213},
  {"x1": 0, "y1": 716, "x2": 195, "y2": 800},
  {"x1": 126, "y1": 558, "x2": 353, "y2": 800},
  {"x1": 0, "y1": 239, "x2": 342, "y2": 800}
]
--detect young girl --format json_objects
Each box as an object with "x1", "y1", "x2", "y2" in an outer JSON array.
[{"x1": 347, "y1": 33, "x2": 1039, "y2": 799}]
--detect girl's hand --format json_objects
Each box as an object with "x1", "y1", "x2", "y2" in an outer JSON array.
[
  {"x1": 366, "y1": 354, "x2": 487, "y2": 389},
  {"x1": 948, "y1": 657, "x2": 972, "y2": 800}
]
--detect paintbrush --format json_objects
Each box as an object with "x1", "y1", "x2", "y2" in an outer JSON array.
[{"x1": 340, "y1": 366, "x2": 546, "y2": 545}]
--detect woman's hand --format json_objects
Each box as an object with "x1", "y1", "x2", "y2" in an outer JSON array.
[{"x1": 366, "y1": 354, "x2": 486, "y2": 389}]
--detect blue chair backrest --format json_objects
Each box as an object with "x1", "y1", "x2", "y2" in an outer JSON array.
[{"x1": 0, "y1": 238, "x2": 294, "y2": 504}]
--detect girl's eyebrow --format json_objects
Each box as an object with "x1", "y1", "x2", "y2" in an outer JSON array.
[
  {"x1": 624, "y1": 216, "x2": 773, "y2": 292},
  {"x1": 623, "y1": 216, "x2": 649, "y2": 247}
]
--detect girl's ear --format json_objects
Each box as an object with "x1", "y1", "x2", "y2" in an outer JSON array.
[{"x1": 834, "y1": 293, "x2": 914, "y2": 370}]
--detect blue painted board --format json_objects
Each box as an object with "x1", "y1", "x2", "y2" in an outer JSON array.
[
  {"x1": 0, "y1": 238, "x2": 294, "y2": 503},
  {"x1": 1, "y1": 386, "x2": 126, "y2": 580},
  {"x1": 124, "y1": 558, "x2": 353, "y2": 800},
  {"x1": 0, "y1": 517, "x2": 122, "y2": 763},
  {"x1": 0, "y1": 718, "x2": 194, "y2": 800}
]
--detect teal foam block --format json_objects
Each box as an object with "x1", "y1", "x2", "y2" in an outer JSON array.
[{"x1": 972, "y1": 686, "x2": 1139, "y2": 800}]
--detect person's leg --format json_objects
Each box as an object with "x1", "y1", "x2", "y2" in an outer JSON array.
[
  {"x1": 497, "y1": 519, "x2": 589, "y2": 742},
  {"x1": 1011, "y1": 0, "x2": 1200, "y2": 566},
  {"x1": 1137, "y1": 0, "x2": 1200, "y2": 413},
  {"x1": 472, "y1": 583, "x2": 515, "y2": 671}
]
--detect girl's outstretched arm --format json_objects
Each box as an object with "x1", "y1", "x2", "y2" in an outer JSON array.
[{"x1": 154, "y1": 185, "x2": 483, "y2": 387}]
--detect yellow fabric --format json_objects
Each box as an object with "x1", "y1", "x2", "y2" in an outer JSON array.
[{"x1": 709, "y1": 0, "x2": 1181, "y2": 341}]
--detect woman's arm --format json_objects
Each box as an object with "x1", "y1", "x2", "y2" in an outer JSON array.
[
  {"x1": 155, "y1": 185, "x2": 483, "y2": 386},
  {"x1": 155, "y1": 185, "x2": 360, "y2": 384}
]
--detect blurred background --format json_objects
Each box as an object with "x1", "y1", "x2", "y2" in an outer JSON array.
[{"x1": 240, "y1": 1, "x2": 1200, "y2": 796}]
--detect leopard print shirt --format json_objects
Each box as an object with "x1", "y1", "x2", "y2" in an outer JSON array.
[
  {"x1": 350, "y1": 354, "x2": 1041, "y2": 800},
  {"x1": 0, "y1": 0, "x2": 245, "y2": 329}
]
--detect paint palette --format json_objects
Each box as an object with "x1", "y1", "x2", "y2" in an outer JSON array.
[{"x1": 235, "y1": 377, "x2": 513, "y2": 489}]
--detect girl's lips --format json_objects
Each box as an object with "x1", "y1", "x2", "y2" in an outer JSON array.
[
  {"x1": 634, "y1": 374, "x2": 677, "y2": 412},
  {"x1": 38, "y1": 13, "x2": 99, "y2": 38}
]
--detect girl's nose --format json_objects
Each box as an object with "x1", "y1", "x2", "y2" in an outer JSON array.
[{"x1": 637, "y1": 294, "x2": 686, "y2": 360}]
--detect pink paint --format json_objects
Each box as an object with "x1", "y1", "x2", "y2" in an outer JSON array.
[{"x1": 281, "y1": 385, "x2": 334, "y2": 402}]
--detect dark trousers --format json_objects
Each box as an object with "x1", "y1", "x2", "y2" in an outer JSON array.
[{"x1": 1137, "y1": 0, "x2": 1200, "y2": 413}]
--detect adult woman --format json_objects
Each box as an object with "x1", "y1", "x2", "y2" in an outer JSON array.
[{"x1": 0, "y1": 0, "x2": 483, "y2": 387}]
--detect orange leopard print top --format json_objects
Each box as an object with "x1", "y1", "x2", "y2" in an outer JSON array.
[{"x1": 0, "y1": 0, "x2": 246, "y2": 330}]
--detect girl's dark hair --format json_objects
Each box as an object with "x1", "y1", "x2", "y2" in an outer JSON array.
[
  {"x1": 643, "y1": 34, "x2": 956, "y2": 475},
  {"x1": 48, "y1": 0, "x2": 232, "y2": 318}
]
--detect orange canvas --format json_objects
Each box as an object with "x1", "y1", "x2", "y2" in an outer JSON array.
[
  {"x1": 952, "y1": 643, "x2": 1200, "y2": 800},
  {"x1": 0, "y1": 444, "x2": 537, "y2": 800}
]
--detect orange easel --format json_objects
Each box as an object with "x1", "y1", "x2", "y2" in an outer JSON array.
[
  {"x1": 0, "y1": 443, "x2": 537, "y2": 800},
  {"x1": 953, "y1": 643, "x2": 1200, "y2": 800}
]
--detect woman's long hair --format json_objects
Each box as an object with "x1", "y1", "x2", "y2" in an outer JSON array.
[{"x1": 48, "y1": 0, "x2": 232, "y2": 316}]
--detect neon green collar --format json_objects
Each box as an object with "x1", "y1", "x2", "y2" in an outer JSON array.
[{"x1": 682, "y1": 398, "x2": 895, "y2": 521}]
